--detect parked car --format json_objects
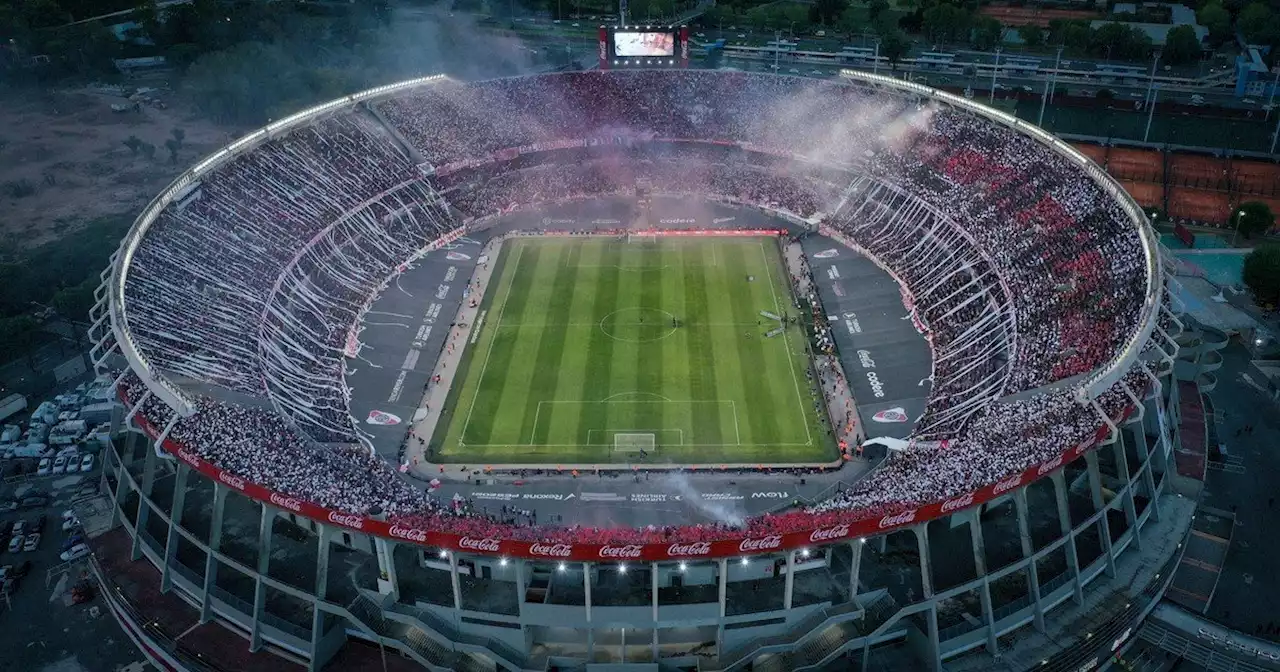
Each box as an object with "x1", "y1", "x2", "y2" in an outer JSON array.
[
  {"x1": 60, "y1": 544, "x2": 90, "y2": 562},
  {"x1": 61, "y1": 508, "x2": 76, "y2": 521},
  {"x1": 52, "y1": 455, "x2": 67, "y2": 474},
  {"x1": 10, "y1": 521, "x2": 24, "y2": 537},
  {"x1": 18, "y1": 495, "x2": 49, "y2": 510},
  {"x1": 61, "y1": 534, "x2": 84, "y2": 552},
  {"x1": 0, "y1": 500, "x2": 16, "y2": 513},
  {"x1": 79, "y1": 454, "x2": 94, "y2": 472},
  {"x1": 37, "y1": 458, "x2": 51, "y2": 475},
  {"x1": 22, "y1": 533, "x2": 40, "y2": 552},
  {"x1": 6, "y1": 536, "x2": 21, "y2": 553},
  {"x1": 61, "y1": 517, "x2": 80, "y2": 532}
]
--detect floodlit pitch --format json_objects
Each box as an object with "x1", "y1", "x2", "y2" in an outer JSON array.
[{"x1": 431, "y1": 236, "x2": 835, "y2": 465}]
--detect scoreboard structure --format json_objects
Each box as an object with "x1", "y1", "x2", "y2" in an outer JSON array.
[{"x1": 599, "y1": 25, "x2": 689, "y2": 69}]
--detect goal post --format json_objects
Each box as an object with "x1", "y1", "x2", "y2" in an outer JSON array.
[{"x1": 613, "y1": 433, "x2": 656, "y2": 454}]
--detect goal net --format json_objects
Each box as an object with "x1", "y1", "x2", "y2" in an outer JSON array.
[
  {"x1": 613, "y1": 433, "x2": 656, "y2": 454},
  {"x1": 626, "y1": 233, "x2": 658, "y2": 244}
]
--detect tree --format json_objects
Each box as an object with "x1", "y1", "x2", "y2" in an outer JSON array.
[
  {"x1": 140, "y1": 142, "x2": 156, "y2": 160},
  {"x1": 164, "y1": 138, "x2": 180, "y2": 163},
  {"x1": 813, "y1": 0, "x2": 848, "y2": 25},
  {"x1": 868, "y1": 0, "x2": 890, "y2": 23},
  {"x1": 1162, "y1": 25, "x2": 1202, "y2": 65},
  {"x1": 1232, "y1": 201, "x2": 1276, "y2": 240},
  {"x1": 171, "y1": 127, "x2": 185, "y2": 147},
  {"x1": 123, "y1": 136, "x2": 143, "y2": 155},
  {"x1": 922, "y1": 4, "x2": 970, "y2": 43},
  {"x1": 1090, "y1": 22, "x2": 1152, "y2": 60},
  {"x1": 1238, "y1": 2, "x2": 1272, "y2": 43},
  {"x1": 1018, "y1": 24, "x2": 1045, "y2": 48},
  {"x1": 1243, "y1": 245, "x2": 1280, "y2": 308},
  {"x1": 878, "y1": 29, "x2": 910, "y2": 68},
  {"x1": 1196, "y1": 2, "x2": 1230, "y2": 42},
  {"x1": 971, "y1": 16, "x2": 1004, "y2": 50}
]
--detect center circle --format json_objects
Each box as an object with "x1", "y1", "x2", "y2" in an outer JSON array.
[{"x1": 598, "y1": 307, "x2": 678, "y2": 343}]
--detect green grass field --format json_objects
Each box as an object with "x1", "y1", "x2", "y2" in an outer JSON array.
[{"x1": 431, "y1": 235, "x2": 834, "y2": 465}]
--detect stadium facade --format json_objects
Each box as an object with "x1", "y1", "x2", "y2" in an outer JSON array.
[{"x1": 85, "y1": 70, "x2": 1204, "y2": 672}]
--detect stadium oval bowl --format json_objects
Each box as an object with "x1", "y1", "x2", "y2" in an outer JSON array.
[{"x1": 89, "y1": 69, "x2": 1196, "y2": 672}]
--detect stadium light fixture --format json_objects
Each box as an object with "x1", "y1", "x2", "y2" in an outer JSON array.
[
  {"x1": 499, "y1": 557, "x2": 509, "y2": 567},
  {"x1": 740, "y1": 557, "x2": 749, "y2": 566},
  {"x1": 678, "y1": 562, "x2": 688, "y2": 572},
  {"x1": 619, "y1": 563, "x2": 628, "y2": 574},
  {"x1": 438, "y1": 550, "x2": 448, "y2": 559},
  {"x1": 558, "y1": 563, "x2": 567, "y2": 573},
  {"x1": 800, "y1": 548, "x2": 810, "y2": 558}
]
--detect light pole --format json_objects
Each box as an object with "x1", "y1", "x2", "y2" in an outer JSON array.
[
  {"x1": 1143, "y1": 49, "x2": 1161, "y2": 114},
  {"x1": 1232, "y1": 209, "x2": 1247, "y2": 246},
  {"x1": 1049, "y1": 45, "x2": 1064, "y2": 105},
  {"x1": 989, "y1": 47, "x2": 1002, "y2": 103},
  {"x1": 1273, "y1": 110, "x2": 1280, "y2": 154},
  {"x1": 1038, "y1": 75, "x2": 1052, "y2": 126},
  {"x1": 1143, "y1": 83, "x2": 1158, "y2": 142},
  {"x1": 1267, "y1": 66, "x2": 1280, "y2": 121},
  {"x1": 774, "y1": 29, "x2": 781, "y2": 71},
  {"x1": 873, "y1": 38, "x2": 881, "y2": 76}
]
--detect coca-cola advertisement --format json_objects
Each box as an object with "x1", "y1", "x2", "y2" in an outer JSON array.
[{"x1": 119, "y1": 383, "x2": 1137, "y2": 563}]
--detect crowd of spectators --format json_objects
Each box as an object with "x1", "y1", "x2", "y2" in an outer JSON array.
[{"x1": 113, "y1": 70, "x2": 1159, "y2": 545}]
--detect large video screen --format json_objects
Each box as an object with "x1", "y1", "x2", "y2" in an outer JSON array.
[{"x1": 613, "y1": 31, "x2": 675, "y2": 57}]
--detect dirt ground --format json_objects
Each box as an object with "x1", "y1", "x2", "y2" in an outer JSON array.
[{"x1": 0, "y1": 85, "x2": 237, "y2": 249}]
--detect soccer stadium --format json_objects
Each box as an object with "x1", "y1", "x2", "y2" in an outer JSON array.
[{"x1": 84, "y1": 69, "x2": 1201, "y2": 672}]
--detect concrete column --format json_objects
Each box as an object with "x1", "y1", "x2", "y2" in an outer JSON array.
[
  {"x1": 1084, "y1": 450, "x2": 1117, "y2": 579},
  {"x1": 249, "y1": 504, "x2": 275, "y2": 652},
  {"x1": 124, "y1": 428, "x2": 139, "y2": 465},
  {"x1": 1113, "y1": 441, "x2": 1142, "y2": 549},
  {"x1": 1013, "y1": 489, "x2": 1045, "y2": 632},
  {"x1": 848, "y1": 540, "x2": 862, "y2": 600},
  {"x1": 584, "y1": 563, "x2": 594, "y2": 656},
  {"x1": 1143, "y1": 461, "x2": 1161, "y2": 522},
  {"x1": 130, "y1": 443, "x2": 159, "y2": 561},
  {"x1": 969, "y1": 511, "x2": 987, "y2": 577},
  {"x1": 514, "y1": 558, "x2": 526, "y2": 609},
  {"x1": 925, "y1": 605, "x2": 943, "y2": 672},
  {"x1": 159, "y1": 462, "x2": 190, "y2": 593},
  {"x1": 108, "y1": 448, "x2": 130, "y2": 530},
  {"x1": 448, "y1": 552, "x2": 463, "y2": 611},
  {"x1": 1050, "y1": 471, "x2": 1084, "y2": 605},
  {"x1": 311, "y1": 525, "x2": 333, "y2": 667},
  {"x1": 977, "y1": 577, "x2": 998, "y2": 654},
  {"x1": 651, "y1": 562, "x2": 659, "y2": 659},
  {"x1": 1084, "y1": 449, "x2": 1106, "y2": 512},
  {"x1": 717, "y1": 558, "x2": 728, "y2": 617},
  {"x1": 784, "y1": 551, "x2": 796, "y2": 610},
  {"x1": 913, "y1": 526, "x2": 933, "y2": 599},
  {"x1": 200, "y1": 484, "x2": 228, "y2": 623}
]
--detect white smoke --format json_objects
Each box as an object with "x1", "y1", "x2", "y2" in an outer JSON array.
[{"x1": 660, "y1": 471, "x2": 747, "y2": 528}]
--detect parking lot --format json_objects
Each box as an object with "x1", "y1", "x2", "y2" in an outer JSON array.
[{"x1": 0, "y1": 469, "x2": 150, "y2": 672}]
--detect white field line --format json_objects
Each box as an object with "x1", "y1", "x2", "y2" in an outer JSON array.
[
  {"x1": 461, "y1": 442, "x2": 812, "y2": 448},
  {"x1": 730, "y1": 400, "x2": 741, "y2": 445},
  {"x1": 758, "y1": 241, "x2": 814, "y2": 445},
  {"x1": 495, "y1": 322, "x2": 767, "y2": 327},
  {"x1": 460, "y1": 243, "x2": 525, "y2": 444}
]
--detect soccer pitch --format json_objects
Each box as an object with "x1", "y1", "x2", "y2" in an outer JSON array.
[{"x1": 431, "y1": 235, "x2": 835, "y2": 465}]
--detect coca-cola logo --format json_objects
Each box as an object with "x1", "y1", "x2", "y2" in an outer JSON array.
[
  {"x1": 666, "y1": 541, "x2": 712, "y2": 557},
  {"x1": 599, "y1": 38, "x2": 607, "y2": 61},
  {"x1": 269, "y1": 493, "x2": 304, "y2": 512},
  {"x1": 389, "y1": 525, "x2": 428, "y2": 543},
  {"x1": 599, "y1": 545, "x2": 643, "y2": 559},
  {"x1": 176, "y1": 448, "x2": 201, "y2": 468},
  {"x1": 529, "y1": 543, "x2": 573, "y2": 558},
  {"x1": 809, "y1": 524, "x2": 850, "y2": 544},
  {"x1": 940, "y1": 492, "x2": 975, "y2": 514},
  {"x1": 1037, "y1": 455, "x2": 1064, "y2": 477},
  {"x1": 738, "y1": 536, "x2": 783, "y2": 553},
  {"x1": 458, "y1": 537, "x2": 501, "y2": 552},
  {"x1": 327, "y1": 511, "x2": 365, "y2": 530},
  {"x1": 878, "y1": 509, "x2": 917, "y2": 529},
  {"x1": 993, "y1": 473, "x2": 1023, "y2": 495},
  {"x1": 218, "y1": 471, "x2": 246, "y2": 491}
]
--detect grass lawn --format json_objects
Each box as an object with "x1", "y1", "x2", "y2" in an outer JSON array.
[{"x1": 430, "y1": 235, "x2": 834, "y2": 465}]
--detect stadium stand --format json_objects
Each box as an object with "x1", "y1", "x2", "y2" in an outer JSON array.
[{"x1": 104, "y1": 71, "x2": 1162, "y2": 552}]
